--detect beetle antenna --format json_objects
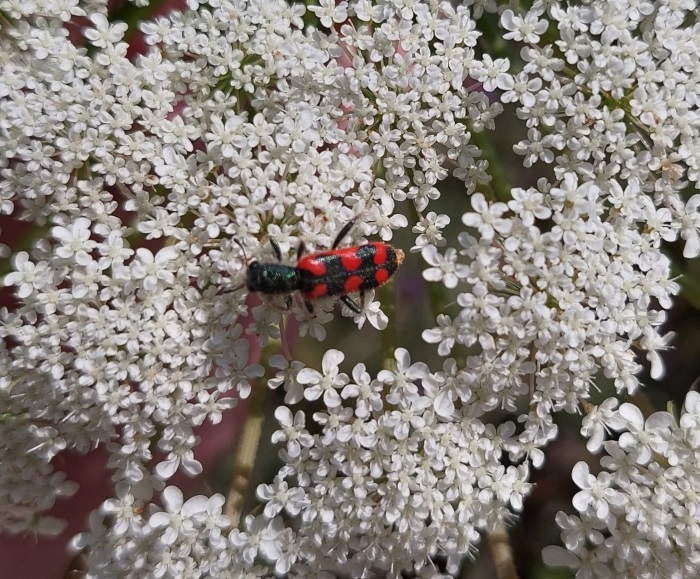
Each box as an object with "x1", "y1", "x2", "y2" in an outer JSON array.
[
  {"x1": 233, "y1": 238, "x2": 249, "y2": 266},
  {"x1": 332, "y1": 219, "x2": 357, "y2": 249},
  {"x1": 223, "y1": 239, "x2": 250, "y2": 293}
]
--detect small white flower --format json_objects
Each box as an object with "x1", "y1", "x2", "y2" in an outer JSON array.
[
  {"x1": 354, "y1": 296, "x2": 388, "y2": 330},
  {"x1": 296, "y1": 304, "x2": 333, "y2": 341},
  {"x1": 571, "y1": 461, "x2": 625, "y2": 519},
  {"x1": 230, "y1": 515, "x2": 285, "y2": 566},
  {"x1": 412, "y1": 212, "x2": 450, "y2": 251},
  {"x1": 342, "y1": 362, "x2": 384, "y2": 418},
  {"x1": 4, "y1": 252, "x2": 51, "y2": 298},
  {"x1": 501, "y1": 9, "x2": 549, "y2": 44},
  {"x1": 308, "y1": 0, "x2": 348, "y2": 28},
  {"x1": 580, "y1": 398, "x2": 621, "y2": 453},
  {"x1": 421, "y1": 246, "x2": 467, "y2": 289},
  {"x1": 149, "y1": 486, "x2": 210, "y2": 545},
  {"x1": 379, "y1": 347, "x2": 429, "y2": 401},
  {"x1": 296, "y1": 349, "x2": 349, "y2": 407},
  {"x1": 616, "y1": 403, "x2": 672, "y2": 465},
  {"x1": 52, "y1": 217, "x2": 96, "y2": 261},
  {"x1": 474, "y1": 54, "x2": 512, "y2": 92},
  {"x1": 513, "y1": 128, "x2": 556, "y2": 167},
  {"x1": 461, "y1": 193, "x2": 512, "y2": 240},
  {"x1": 271, "y1": 406, "x2": 313, "y2": 459},
  {"x1": 83, "y1": 13, "x2": 128, "y2": 48},
  {"x1": 422, "y1": 314, "x2": 459, "y2": 356},
  {"x1": 130, "y1": 246, "x2": 179, "y2": 292},
  {"x1": 256, "y1": 476, "x2": 309, "y2": 518},
  {"x1": 507, "y1": 187, "x2": 552, "y2": 226},
  {"x1": 679, "y1": 194, "x2": 700, "y2": 258},
  {"x1": 268, "y1": 355, "x2": 306, "y2": 405}
]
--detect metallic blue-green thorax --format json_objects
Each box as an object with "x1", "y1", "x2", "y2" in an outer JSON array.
[{"x1": 246, "y1": 261, "x2": 300, "y2": 294}]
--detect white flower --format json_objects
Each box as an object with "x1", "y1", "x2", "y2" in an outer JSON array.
[
  {"x1": 513, "y1": 128, "x2": 556, "y2": 167},
  {"x1": 421, "y1": 246, "x2": 467, "y2": 289},
  {"x1": 129, "y1": 246, "x2": 178, "y2": 292},
  {"x1": 341, "y1": 362, "x2": 384, "y2": 418},
  {"x1": 52, "y1": 217, "x2": 96, "y2": 262},
  {"x1": 95, "y1": 230, "x2": 134, "y2": 268},
  {"x1": 366, "y1": 196, "x2": 408, "y2": 240},
  {"x1": 271, "y1": 406, "x2": 313, "y2": 459},
  {"x1": 680, "y1": 391, "x2": 700, "y2": 447},
  {"x1": 461, "y1": 193, "x2": 512, "y2": 240},
  {"x1": 580, "y1": 398, "x2": 621, "y2": 453},
  {"x1": 149, "y1": 486, "x2": 210, "y2": 545},
  {"x1": 256, "y1": 476, "x2": 309, "y2": 518},
  {"x1": 4, "y1": 252, "x2": 52, "y2": 298},
  {"x1": 507, "y1": 187, "x2": 552, "y2": 226},
  {"x1": 230, "y1": 515, "x2": 285, "y2": 567},
  {"x1": 328, "y1": 154, "x2": 374, "y2": 194},
  {"x1": 640, "y1": 328, "x2": 675, "y2": 380},
  {"x1": 473, "y1": 54, "x2": 512, "y2": 92},
  {"x1": 571, "y1": 461, "x2": 625, "y2": 520},
  {"x1": 296, "y1": 349, "x2": 349, "y2": 407},
  {"x1": 679, "y1": 194, "x2": 700, "y2": 258},
  {"x1": 83, "y1": 13, "x2": 128, "y2": 48},
  {"x1": 268, "y1": 355, "x2": 306, "y2": 405},
  {"x1": 308, "y1": 0, "x2": 348, "y2": 28},
  {"x1": 378, "y1": 347, "x2": 429, "y2": 401},
  {"x1": 296, "y1": 305, "x2": 333, "y2": 341},
  {"x1": 422, "y1": 314, "x2": 459, "y2": 356},
  {"x1": 616, "y1": 403, "x2": 672, "y2": 465},
  {"x1": 353, "y1": 295, "x2": 388, "y2": 330},
  {"x1": 412, "y1": 212, "x2": 450, "y2": 251},
  {"x1": 501, "y1": 9, "x2": 548, "y2": 44}
]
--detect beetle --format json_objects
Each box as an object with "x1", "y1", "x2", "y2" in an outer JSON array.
[{"x1": 244, "y1": 221, "x2": 404, "y2": 314}]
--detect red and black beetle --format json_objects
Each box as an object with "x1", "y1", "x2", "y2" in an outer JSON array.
[{"x1": 245, "y1": 221, "x2": 404, "y2": 313}]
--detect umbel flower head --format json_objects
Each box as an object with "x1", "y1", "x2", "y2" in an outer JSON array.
[{"x1": 2, "y1": 0, "x2": 700, "y2": 577}]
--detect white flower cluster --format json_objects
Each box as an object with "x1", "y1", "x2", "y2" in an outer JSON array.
[
  {"x1": 256, "y1": 348, "x2": 530, "y2": 576},
  {"x1": 73, "y1": 485, "x2": 234, "y2": 577},
  {"x1": 420, "y1": 0, "x2": 700, "y2": 476},
  {"x1": 422, "y1": 171, "x2": 683, "y2": 457},
  {"x1": 0, "y1": 0, "x2": 511, "y2": 570},
  {"x1": 76, "y1": 348, "x2": 524, "y2": 577},
  {"x1": 544, "y1": 392, "x2": 700, "y2": 578}
]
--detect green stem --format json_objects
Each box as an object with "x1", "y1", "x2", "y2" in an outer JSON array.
[
  {"x1": 407, "y1": 200, "x2": 447, "y2": 322},
  {"x1": 470, "y1": 129, "x2": 513, "y2": 203},
  {"x1": 379, "y1": 281, "x2": 396, "y2": 370},
  {"x1": 224, "y1": 340, "x2": 275, "y2": 527}
]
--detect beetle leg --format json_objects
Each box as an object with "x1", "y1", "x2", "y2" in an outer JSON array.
[
  {"x1": 332, "y1": 219, "x2": 356, "y2": 249},
  {"x1": 304, "y1": 300, "x2": 314, "y2": 314},
  {"x1": 297, "y1": 241, "x2": 306, "y2": 260},
  {"x1": 223, "y1": 281, "x2": 247, "y2": 294},
  {"x1": 270, "y1": 237, "x2": 283, "y2": 262},
  {"x1": 341, "y1": 295, "x2": 362, "y2": 314}
]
